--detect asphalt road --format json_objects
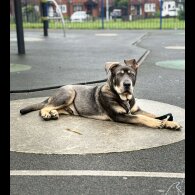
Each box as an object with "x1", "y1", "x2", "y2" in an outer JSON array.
[
  {"x1": 10, "y1": 30, "x2": 185, "y2": 195},
  {"x1": 10, "y1": 30, "x2": 147, "y2": 91}
]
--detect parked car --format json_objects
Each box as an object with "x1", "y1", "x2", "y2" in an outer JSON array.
[
  {"x1": 111, "y1": 9, "x2": 122, "y2": 19},
  {"x1": 70, "y1": 11, "x2": 89, "y2": 22}
]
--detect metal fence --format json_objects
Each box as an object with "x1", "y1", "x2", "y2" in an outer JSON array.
[{"x1": 10, "y1": 0, "x2": 185, "y2": 30}]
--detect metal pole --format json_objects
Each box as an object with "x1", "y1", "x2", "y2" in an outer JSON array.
[
  {"x1": 41, "y1": 0, "x2": 49, "y2": 36},
  {"x1": 106, "y1": 0, "x2": 109, "y2": 21},
  {"x1": 14, "y1": 0, "x2": 25, "y2": 54},
  {"x1": 160, "y1": 0, "x2": 163, "y2": 30},
  {"x1": 48, "y1": 0, "x2": 66, "y2": 37},
  {"x1": 101, "y1": 0, "x2": 104, "y2": 29}
]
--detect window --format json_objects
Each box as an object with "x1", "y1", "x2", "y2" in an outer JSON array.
[
  {"x1": 73, "y1": 4, "x2": 82, "y2": 12},
  {"x1": 60, "y1": 5, "x2": 67, "y2": 13},
  {"x1": 144, "y1": 3, "x2": 156, "y2": 12}
]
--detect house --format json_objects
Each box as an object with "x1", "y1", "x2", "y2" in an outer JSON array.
[
  {"x1": 161, "y1": 0, "x2": 184, "y2": 17},
  {"x1": 10, "y1": 0, "x2": 115, "y2": 19},
  {"x1": 53, "y1": 0, "x2": 99, "y2": 17},
  {"x1": 161, "y1": 0, "x2": 176, "y2": 17},
  {"x1": 52, "y1": 0, "x2": 115, "y2": 18},
  {"x1": 10, "y1": 0, "x2": 185, "y2": 20},
  {"x1": 130, "y1": 0, "x2": 160, "y2": 18}
]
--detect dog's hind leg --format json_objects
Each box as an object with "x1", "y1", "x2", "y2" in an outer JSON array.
[
  {"x1": 40, "y1": 85, "x2": 76, "y2": 121},
  {"x1": 40, "y1": 106, "x2": 58, "y2": 120},
  {"x1": 50, "y1": 110, "x2": 59, "y2": 119}
]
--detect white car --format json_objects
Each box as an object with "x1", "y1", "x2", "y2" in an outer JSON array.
[
  {"x1": 70, "y1": 11, "x2": 88, "y2": 22},
  {"x1": 111, "y1": 9, "x2": 122, "y2": 19}
]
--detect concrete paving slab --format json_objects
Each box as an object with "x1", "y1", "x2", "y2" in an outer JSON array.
[{"x1": 10, "y1": 97, "x2": 185, "y2": 154}]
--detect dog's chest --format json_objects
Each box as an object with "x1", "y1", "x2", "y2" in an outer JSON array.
[{"x1": 119, "y1": 101, "x2": 130, "y2": 113}]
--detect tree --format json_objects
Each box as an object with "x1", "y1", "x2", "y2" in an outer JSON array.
[{"x1": 114, "y1": 0, "x2": 129, "y2": 9}]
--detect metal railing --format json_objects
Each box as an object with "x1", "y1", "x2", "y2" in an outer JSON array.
[{"x1": 10, "y1": 0, "x2": 185, "y2": 30}]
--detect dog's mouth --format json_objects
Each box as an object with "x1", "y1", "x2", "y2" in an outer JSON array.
[
  {"x1": 118, "y1": 91, "x2": 133, "y2": 101},
  {"x1": 117, "y1": 89, "x2": 132, "y2": 96},
  {"x1": 123, "y1": 88, "x2": 133, "y2": 95},
  {"x1": 122, "y1": 92, "x2": 131, "y2": 98},
  {"x1": 113, "y1": 85, "x2": 133, "y2": 100},
  {"x1": 123, "y1": 90, "x2": 131, "y2": 94}
]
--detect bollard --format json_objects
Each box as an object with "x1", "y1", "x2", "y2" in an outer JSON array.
[
  {"x1": 14, "y1": 0, "x2": 25, "y2": 54},
  {"x1": 41, "y1": 0, "x2": 49, "y2": 36}
]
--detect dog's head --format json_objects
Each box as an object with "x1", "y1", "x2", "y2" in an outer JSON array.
[{"x1": 105, "y1": 59, "x2": 139, "y2": 101}]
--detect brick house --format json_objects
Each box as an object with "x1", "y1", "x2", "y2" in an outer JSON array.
[
  {"x1": 58, "y1": 0, "x2": 99, "y2": 17},
  {"x1": 10, "y1": 0, "x2": 115, "y2": 18},
  {"x1": 10, "y1": 0, "x2": 165, "y2": 19},
  {"x1": 130, "y1": 0, "x2": 160, "y2": 17},
  {"x1": 54, "y1": 0, "x2": 115, "y2": 18}
]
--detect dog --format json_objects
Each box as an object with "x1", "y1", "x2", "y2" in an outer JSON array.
[{"x1": 20, "y1": 59, "x2": 181, "y2": 130}]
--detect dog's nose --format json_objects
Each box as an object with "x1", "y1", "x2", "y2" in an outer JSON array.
[{"x1": 123, "y1": 81, "x2": 131, "y2": 89}]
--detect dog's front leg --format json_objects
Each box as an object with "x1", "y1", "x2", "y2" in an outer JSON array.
[
  {"x1": 114, "y1": 114, "x2": 181, "y2": 130},
  {"x1": 132, "y1": 109, "x2": 156, "y2": 118},
  {"x1": 114, "y1": 114, "x2": 164, "y2": 129},
  {"x1": 131, "y1": 105, "x2": 173, "y2": 121}
]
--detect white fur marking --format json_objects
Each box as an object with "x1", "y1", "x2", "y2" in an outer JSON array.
[
  {"x1": 114, "y1": 86, "x2": 122, "y2": 94},
  {"x1": 131, "y1": 103, "x2": 139, "y2": 113},
  {"x1": 119, "y1": 94, "x2": 128, "y2": 101},
  {"x1": 127, "y1": 94, "x2": 132, "y2": 100}
]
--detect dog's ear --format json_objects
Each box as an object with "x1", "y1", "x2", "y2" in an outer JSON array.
[
  {"x1": 105, "y1": 62, "x2": 120, "y2": 74},
  {"x1": 124, "y1": 59, "x2": 139, "y2": 70}
]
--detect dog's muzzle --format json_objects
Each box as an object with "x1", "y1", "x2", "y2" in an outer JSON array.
[{"x1": 123, "y1": 80, "x2": 131, "y2": 92}]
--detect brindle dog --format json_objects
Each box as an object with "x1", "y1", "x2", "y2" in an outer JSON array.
[{"x1": 20, "y1": 59, "x2": 181, "y2": 130}]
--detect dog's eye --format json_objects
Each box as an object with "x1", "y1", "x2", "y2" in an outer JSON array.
[
  {"x1": 117, "y1": 70, "x2": 124, "y2": 75},
  {"x1": 127, "y1": 70, "x2": 135, "y2": 76}
]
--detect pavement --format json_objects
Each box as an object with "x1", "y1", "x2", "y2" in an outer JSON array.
[{"x1": 10, "y1": 29, "x2": 185, "y2": 194}]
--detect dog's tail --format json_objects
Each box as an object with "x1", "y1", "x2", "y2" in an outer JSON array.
[{"x1": 20, "y1": 98, "x2": 49, "y2": 115}]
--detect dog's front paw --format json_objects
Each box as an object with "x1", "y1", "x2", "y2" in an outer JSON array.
[
  {"x1": 164, "y1": 121, "x2": 182, "y2": 130},
  {"x1": 147, "y1": 119, "x2": 165, "y2": 129}
]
